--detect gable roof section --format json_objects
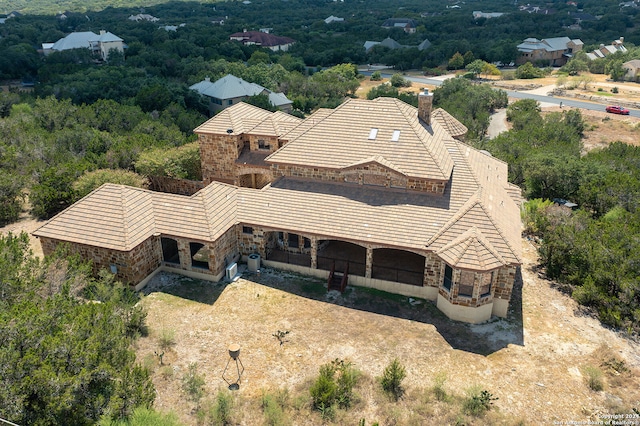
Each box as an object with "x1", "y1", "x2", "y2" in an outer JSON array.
[
  {"x1": 191, "y1": 74, "x2": 266, "y2": 100},
  {"x1": 431, "y1": 108, "x2": 467, "y2": 138},
  {"x1": 437, "y1": 227, "x2": 506, "y2": 271},
  {"x1": 91, "y1": 31, "x2": 123, "y2": 43},
  {"x1": 245, "y1": 110, "x2": 302, "y2": 137},
  {"x1": 33, "y1": 183, "x2": 239, "y2": 251},
  {"x1": 194, "y1": 102, "x2": 274, "y2": 135},
  {"x1": 267, "y1": 98, "x2": 454, "y2": 181}
]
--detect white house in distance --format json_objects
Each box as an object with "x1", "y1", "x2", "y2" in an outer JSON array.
[
  {"x1": 585, "y1": 37, "x2": 628, "y2": 61},
  {"x1": 42, "y1": 30, "x2": 124, "y2": 61},
  {"x1": 190, "y1": 74, "x2": 293, "y2": 115}
]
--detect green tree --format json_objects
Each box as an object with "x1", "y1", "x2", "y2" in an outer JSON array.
[
  {"x1": 390, "y1": 73, "x2": 411, "y2": 87},
  {"x1": 73, "y1": 169, "x2": 149, "y2": 200},
  {"x1": 380, "y1": 359, "x2": 406, "y2": 401},
  {"x1": 135, "y1": 142, "x2": 202, "y2": 180},
  {"x1": 465, "y1": 59, "x2": 486, "y2": 78},
  {"x1": 515, "y1": 62, "x2": 545, "y2": 79},
  {"x1": 606, "y1": 59, "x2": 626, "y2": 81},
  {"x1": 0, "y1": 234, "x2": 154, "y2": 425},
  {"x1": 448, "y1": 52, "x2": 464, "y2": 70}
]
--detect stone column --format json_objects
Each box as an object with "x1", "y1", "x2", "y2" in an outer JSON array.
[
  {"x1": 310, "y1": 236, "x2": 318, "y2": 269},
  {"x1": 365, "y1": 246, "x2": 373, "y2": 278}
]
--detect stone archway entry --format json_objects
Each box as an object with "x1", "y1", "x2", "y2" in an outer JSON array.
[{"x1": 317, "y1": 240, "x2": 366, "y2": 276}]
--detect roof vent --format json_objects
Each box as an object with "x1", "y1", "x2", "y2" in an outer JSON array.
[
  {"x1": 368, "y1": 128, "x2": 378, "y2": 140},
  {"x1": 227, "y1": 129, "x2": 233, "y2": 134}
]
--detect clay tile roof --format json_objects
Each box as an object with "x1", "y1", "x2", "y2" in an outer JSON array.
[
  {"x1": 194, "y1": 102, "x2": 274, "y2": 135},
  {"x1": 266, "y1": 97, "x2": 454, "y2": 181},
  {"x1": 245, "y1": 110, "x2": 302, "y2": 137},
  {"x1": 431, "y1": 108, "x2": 468, "y2": 138},
  {"x1": 33, "y1": 184, "x2": 154, "y2": 251},
  {"x1": 436, "y1": 227, "x2": 507, "y2": 271},
  {"x1": 33, "y1": 183, "x2": 239, "y2": 250}
]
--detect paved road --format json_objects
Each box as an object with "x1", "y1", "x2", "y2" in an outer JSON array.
[{"x1": 360, "y1": 71, "x2": 640, "y2": 118}]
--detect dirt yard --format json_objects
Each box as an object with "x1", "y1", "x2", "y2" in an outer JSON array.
[{"x1": 135, "y1": 238, "x2": 640, "y2": 425}]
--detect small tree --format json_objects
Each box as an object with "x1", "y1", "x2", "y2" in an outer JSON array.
[
  {"x1": 390, "y1": 73, "x2": 411, "y2": 88},
  {"x1": 370, "y1": 71, "x2": 382, "y2": 81},
  {"x1": 465, "y1": 60, "x2": 486, "y2": 79},
  {"x1": 606, "y1": 60, "x2": 626, "y2": 81},
  {"x1": 448, "y1": 52, "x2": 464, "y2": 70},
  {"x1": 182, "y1": 363, "x2": 206, "y2": 410},
  {"x1": 380, "y1": 359, "x2": 406, "y2": 401}
]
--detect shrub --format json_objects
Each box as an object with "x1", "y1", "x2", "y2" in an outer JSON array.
[
  {"x1": 583, "y1": 366, "x2": 604, "y2": 391},
  {"x1": 73, "y1": 169, "x2": 148, "y2": 200},
  {"x1": 209, "y1": 390, "x2": 234, "y2": 425},
  {"x1": 380, "y1": 359, "x2": 406, "y2": 401},
  {"x1": 612, "y1": 87, "x2": 618, "y2": 93},
  {"x1": 310, "y1": 359, "x2": 360, "y2": 418},
  {"x1": 136, "y1": 142, "x2": 201, "y2": 180},
  {"x1": 390, "y1": 73, "x2": 411, "y2": 88},
  {"x1": 262, "y1": 390, "x2": 290, "y2": 426},
  {"x1": 182, "y1": 363, "x2": 206, "y2": 408},
  {"x1": 370, "y1": 71, "x2": 382, "y2": 81},
  {"x1": 432, "y1": 372, "x2": 449, "y2": 401},
  {"x1": 462, "y1": 386, "x2": 498, "y2": 416},
  {"x1": 158, "y1": 328, "x2": 176, "y2": 351}
]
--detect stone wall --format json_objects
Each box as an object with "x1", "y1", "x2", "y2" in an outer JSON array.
[
  {"x1": 199, "y1": 133, "x2": 243, "y2": 184},
  {"x1": 148, "y1": 176, "x2": 204, "y2": 196},
  {"x1": 437, "y1": 264, "x2": 513, "y2": 309},
  {"x1": 39, "y1": 236, "x2": 162, "y2": 285},
  {"x1": 272, "y1": 163, "x2": 446, "y2": 194}
]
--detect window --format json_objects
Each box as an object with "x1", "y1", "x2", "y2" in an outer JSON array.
[
  {"x1": 189, "y1": 242, "x2": 209, "y2": 269},
  {"x1": 443, "y1": 265, "x2": 453, "y2": 291},
  {"x1": 304, "y1": 238, "x2": 311, "y2": 249},
  {"x1": 368, "y1": 128, "x2": 378, "y2": 140},
  {"x1": 458, "y1": 271, "x2": 475, "y2": 298},
  {"x1": 161, "y1": 237, "x2": 180, "y2": 264},
  {"x1": 227, "y1": 99, "x2": 233, "y2": 105},
  {"x1": 479, "y1": 271, "x2": 493, "y2": 297},
  {"x1": 242, "y1": 226, "x2": 253, "y2": 235},
  {"x1": 258, "y1": 139, "x2": 271, "y2": 150},
  {"x1": 391, "y1": 130, "x2": 401, "y2": 141},
  {"x1": 288, "y1": 233, "x2": 299, "y2": 248}
]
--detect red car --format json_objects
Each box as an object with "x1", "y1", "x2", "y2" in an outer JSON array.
[{"x1": 606, "y1": 105, "x2": 630, "y2": 115}]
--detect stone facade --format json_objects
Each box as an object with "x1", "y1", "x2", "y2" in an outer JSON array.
[
  {"x1": 199, "y1": 133, "x2": 242, "y2": 184},
  {"x1": 39, "y1": 236, "x2": 161, "y2": 284},
  {"x1": 271, "y1": 163, "x2": 446, "y2": 194},
  {"x1": 148, "y1": 176, "x2": 204, "y2": 196}
]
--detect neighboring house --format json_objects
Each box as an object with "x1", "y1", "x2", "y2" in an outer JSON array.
[
  {"x1": 381, "y1": 18, "x2": 418, "y2": 33},
  {"x1": 160, "y1": 24, "x2": 186, "y2": 32},
  {"x1": 585, "y1": 37, "x2": 627, "y2": 60},
  {"x1": 190, "y1": 74, "x2": 292, "y2": 114},
  {"x1": 325, "y1": 15, "x2": 344, "y2": 24},
  {"x1": 42, "y1": 30, "x2": 124, "y2": 61},
  {"x1": 34, "y1": 94, "x2": 523, "y2": 324},
  {"x1": 519, "y1": 5, "x2": 556, "y2": 14},
  {"x1": 229, "y1": 30, "x2": 295, "y2": 51},
  {"x1": 516, "y1": 36, "x2": 583, "y2": 66},
  {"x1": 128, "y1": 14, "x2": 159, "y2": 22},
  {"x1": 364, "y1": 37, "x2": 430, "y2": 52},
  {"x1": 211, "y1": 17, "x2": 226, "y2": 25},
  {"x1": 622, "y1": 59, "x2": 640, "y2": 80},
  {"x1": 473, "y1": 11, "x2": 506, "y2": 19}
]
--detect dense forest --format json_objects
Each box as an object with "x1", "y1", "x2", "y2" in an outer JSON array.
[{"x1": 1, "y1": 0, "x2": 640, "y2": 423}]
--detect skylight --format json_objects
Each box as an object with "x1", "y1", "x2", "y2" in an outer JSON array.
[
  {"x1": 391, "y1": 130, "x2": 401, "y2": 141},
  {"x1": 368, "y1": 128, "x2": 378, "y2": 140}
]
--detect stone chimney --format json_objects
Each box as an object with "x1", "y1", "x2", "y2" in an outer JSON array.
[{"x1": 418, "y1": 89, "x2": 433, "y2": 126}]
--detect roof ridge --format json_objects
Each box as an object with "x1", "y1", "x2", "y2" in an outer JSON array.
[{"x1": 426, "y1": 190, "x2": 482, "y2": 246}]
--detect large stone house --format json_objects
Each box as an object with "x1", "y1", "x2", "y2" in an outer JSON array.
[
  {"x1": 516, "y1": 36, "x2": 583, "y2": 66},
  {"x1": 42, "y1": 30, "x2": 124, "y2": 61},
  {"x1": 34, "y1": 94, "x2": 522, "y2": 324}
]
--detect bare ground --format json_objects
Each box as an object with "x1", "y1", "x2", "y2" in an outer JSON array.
[{"x1": 135, "y1": 238, "x2": 640, "y2": 425}]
